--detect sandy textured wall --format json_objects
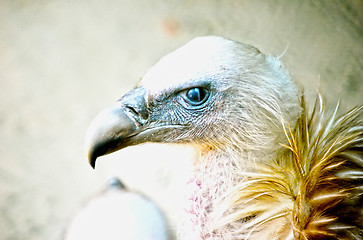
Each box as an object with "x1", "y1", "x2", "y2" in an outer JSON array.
[{"x1": 0, "y1": 0, "x2": 362, "y2": 239}]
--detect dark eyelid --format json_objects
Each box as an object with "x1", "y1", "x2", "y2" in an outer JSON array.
[{"x1": 174, "y1": 81, "x2": 212, "y2": 95}]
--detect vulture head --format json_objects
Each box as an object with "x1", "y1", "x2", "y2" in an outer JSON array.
[
  {"x1": 86, "y1": 36, "x2": 300, "y2": 166},
  {"x1": 85, "y1": 36, "x2": 362, "y2": 239}
]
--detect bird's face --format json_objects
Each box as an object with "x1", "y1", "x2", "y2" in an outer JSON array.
[{"x1": 85, "y1": 36, "x2": 300, "y2": 168}]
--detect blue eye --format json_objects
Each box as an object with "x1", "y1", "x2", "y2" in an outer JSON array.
[{"x1": 184, "y1": 87, "x2": 209, "y2": 105}]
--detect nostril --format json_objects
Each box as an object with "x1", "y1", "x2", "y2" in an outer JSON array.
[
  {"x1": 124, "y1": 105, "x2": 148, "y2": 125},
  {"x1": 125, "y1": 105, "x2": 139, "y2": 116},
  {"x1": 118, "y1": 87, "x2": 149, "y2": 120}
]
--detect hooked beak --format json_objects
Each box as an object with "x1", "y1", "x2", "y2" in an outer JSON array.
[
  {"x1": 85, "y1": 87, "x2": 187, "y2": 169},
  {"x1": 85, "y1": 87, "x2": 150, "y2": 168},
  {"x1": 85, "y1": 104, "x2": 139, "y2": 168}
]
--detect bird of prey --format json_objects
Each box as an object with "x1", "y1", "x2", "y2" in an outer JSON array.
[{"x1": 85, "y1": 36, "x2": 362, "y2": 239}]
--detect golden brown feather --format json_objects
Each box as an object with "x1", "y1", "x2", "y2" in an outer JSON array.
[{"x1": 213, "y1": 95, "x2": 363, "y2": 239}]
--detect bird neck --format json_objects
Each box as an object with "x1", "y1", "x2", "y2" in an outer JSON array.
[{"x1": 180, "y1": 146, "x2": 278, "y2": 239}]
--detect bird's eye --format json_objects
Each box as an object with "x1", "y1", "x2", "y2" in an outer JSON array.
[{"x1": 184, "y1": 87, "x2": 209, "y2": 106}]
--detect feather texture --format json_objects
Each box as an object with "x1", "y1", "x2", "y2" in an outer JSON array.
[
  {"x1": 85, "y1": 36, "x2": 362, "y2": 240},
  {"x1": 212, "y1": 95, "x2": 363, "y2": 239}
]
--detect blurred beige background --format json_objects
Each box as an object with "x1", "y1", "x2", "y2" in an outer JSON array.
[{"x1": 0, "y1": 0, "x2": 362, "y2": 239}]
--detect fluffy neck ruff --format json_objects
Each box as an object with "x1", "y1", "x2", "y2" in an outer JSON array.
[
  {"x1": 180, "y1": 148, "x2": 247, "y2": 240},
  {"x1": 180, "y1": 96, "x2": 362, "y2": 240},
  {"x1": 181, "y1": 143, "x2": 280, "y2": 239}
]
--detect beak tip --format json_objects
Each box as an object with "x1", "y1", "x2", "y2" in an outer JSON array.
[
  {"x1": 87, "y1": 147, "x2": 98, "y2": 169},
  {"x1": 84, "y1": 104, "x2": 139, "y2": 170},
  {"x1": 85, "y1": 137, "x2": 97, "y2": 169},
  {"x1": 89, "y1": 157, "x2": 96, "y2": 169},
  {"x1": 90, "y1": 160, "x2": 96, "y2": 169}
]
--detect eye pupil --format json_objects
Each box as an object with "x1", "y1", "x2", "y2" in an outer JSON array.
[
  {"x1": 187, "y1": 88, "x2": 201, "y2": 102},
  {"x1": 185, "y1": 87, "x2": 208, "y2": 105}
]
